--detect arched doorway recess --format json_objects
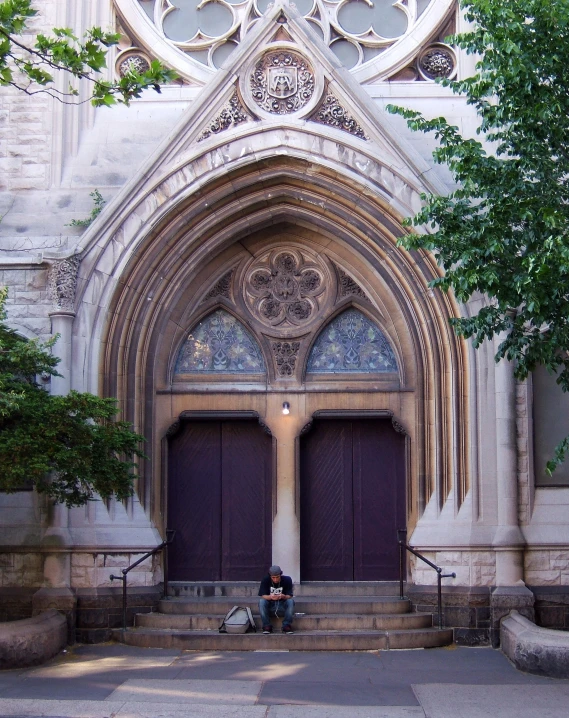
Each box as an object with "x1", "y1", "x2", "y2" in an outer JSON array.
[{"x1": 74, "y1": 139, "x2": 469, "y2": 579}]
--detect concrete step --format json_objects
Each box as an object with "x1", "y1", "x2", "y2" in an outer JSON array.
[
  {"x1": 136, "y1": 611, "x2": 432, "y2": 631},
  {"x1": 158, "y1": 596, "x2": 411, "y2": 616},
  {"x1": 168, "y1": 581, "x2": 402, "y2": 598},
  {"x1": 115, "y1": 626, "x2": 453, "y2": 651}
]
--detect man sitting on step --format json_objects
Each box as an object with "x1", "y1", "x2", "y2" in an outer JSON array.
[{"x1": 258, "y1": 565, "x2": 295, "y2": 634}]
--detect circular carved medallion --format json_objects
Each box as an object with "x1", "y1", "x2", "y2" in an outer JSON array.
[
  {"x1": 250, "y1": 51, "x2": 315, "y2": 115},
  {"x1": 418, "y1": 44, "x2": 456, "y2": 81},
  {"x1": 244, "y1": 248, "x2": 330, "y2": 330}
]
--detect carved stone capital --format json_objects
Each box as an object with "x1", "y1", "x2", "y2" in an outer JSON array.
[{"x1": 48, "y1": 255, "x2": 81, "y2": 313}]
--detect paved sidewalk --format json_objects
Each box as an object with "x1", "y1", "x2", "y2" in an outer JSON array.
[{"x1": 0, "y1": 644, "x2": 568, "y2": 717}]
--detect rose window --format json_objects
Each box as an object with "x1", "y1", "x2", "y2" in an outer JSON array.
[{"x1": 114, "y1": 0, "x2": 456, "y2": 80}]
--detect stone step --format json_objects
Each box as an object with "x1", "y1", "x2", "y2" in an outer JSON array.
[
  {"x1": 168, "y1": 581, "x2": 402, "y2": 598},
  {"x1": 115, "y1": 626, "x2": 453, "y2": 651},
  {"x1": 159, "y1": 596, "x2": 411, "y2": 615},
  {"x1": 136, "y1": 611, "x2": 432, "y2": 631}
]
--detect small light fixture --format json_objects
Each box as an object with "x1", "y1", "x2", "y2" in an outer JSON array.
[{"x1": 282, "y1": 402, "x2": 290, "y2": 415}]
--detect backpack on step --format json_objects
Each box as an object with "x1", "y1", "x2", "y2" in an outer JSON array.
[{"x1": 219, "y1": 605, "x2": 256, "y2": 634}]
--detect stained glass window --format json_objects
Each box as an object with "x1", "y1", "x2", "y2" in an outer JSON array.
[
  {"x1": 175, "y1": 309, "x2": 265, "y2": 374},
  {"x1": 307, "y1": 309, "x2": 397, "y2": 373}
]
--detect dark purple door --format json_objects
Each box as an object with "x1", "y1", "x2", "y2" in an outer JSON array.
[
  {"x1": 300, "y1": 419, "x2": 405, "y2": 581},
  {"x1": 168, "y1": 420, "x2": 272, "y2": 581}
]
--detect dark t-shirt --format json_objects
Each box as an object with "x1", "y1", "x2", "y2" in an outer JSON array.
[{"x1": 258, "y1": 574, "x2": 294, "y2": 598}]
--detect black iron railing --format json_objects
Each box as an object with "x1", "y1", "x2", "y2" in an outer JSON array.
[
  {"x1": 110, "y1": 529, "x2": 175, "y2": 631},
  {"x1": 397, "y1": 529, "x2": 456, "y2": 629}
]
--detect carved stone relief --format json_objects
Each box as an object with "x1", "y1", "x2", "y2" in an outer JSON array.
[
  {"x1": 243, "y1": 248, "x2": 330, "y2": 331},
  {"x1": 250, "y1": 51, "x2": 315, "y2": 115},
  {"x1": 418, "y1": 44, "x2": 456, "y2": 80},
  {"x1": 201, "y1": 268, "x2": 235, "y2": 302},
  {"x1": 272, "y1": 340, "x2": 301, "y2": 378},
  {"x1": 197, "y1": 93, "x2": 250, "y2": 142},
  {"x1": 48, "y1": 255, "x2": 81, "y2": 312},
  {"x1": 336, "y1": 267, "x2": 368, "y2": 301},
  {"x1": 311, "y1": 94, "x2": 368, "y2": 140}
]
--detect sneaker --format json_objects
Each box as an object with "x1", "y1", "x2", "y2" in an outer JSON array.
[
  {"x1": 262, "y1": 625, "x2": 273, "y2": 634},
  {"x1": 282, "y1": 625, "x2": 294, "y2": 634}
]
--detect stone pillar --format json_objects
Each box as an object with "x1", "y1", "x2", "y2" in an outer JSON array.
[
  {"x1": 34, "y1": 256, "x2": 82, "y2": 638},
  {"x1": 491, "y1": 335, "x2": 534, "y2": 646},
  {"x1": 266, "y1": 395, "x2": 302, "y2": 583}
]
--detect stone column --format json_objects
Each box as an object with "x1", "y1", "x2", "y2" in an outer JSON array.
[
  {"x1": 34, "y1": 257, "x2": 82, "y2": 637},
  {"x1": 265, "y1": 395, "x2": 302, "y2": 583},
  {"x1": 491, "y1": 333, "x2": 534, "y2": 646}
]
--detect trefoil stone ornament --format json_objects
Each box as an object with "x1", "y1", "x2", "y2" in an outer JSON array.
[{"x1": 48, "y1": 255, "x2": 81, "y2": 313}]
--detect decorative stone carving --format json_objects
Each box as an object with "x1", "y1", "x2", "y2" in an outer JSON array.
[
  {"x1": 197, "y1": 94, "x2": 249, "y2": 142},
  {"x1": 418, "y1": 44, "x2": 455, "y2": 80},
  {"x1": 272, "y1": 341, "x2": 301, "y2": 377},
  {"x1": 118, "y1": 52, "x2": 151, "y2": 77},
  {"x1": 202, "y1": 269, "x2": 235, "y2": 302},
  {"x1": 311, "y1": 94, "x2": 368, "y2": 140},
  {"x1": 48, "y1": 255, "x2": 81, "y2": 312},
  {"x1": 391, "y1": 418, "x2": 408, "y2": 435},
  {"x1": 250, "y1": 51, "x2": 315, "y2": 115},
  {"x1": 244, "y1": 249, "x2": 329, "y2": 330},
  {"x1": 336, "y1": 268, "x2": 368, "y2": 300}
]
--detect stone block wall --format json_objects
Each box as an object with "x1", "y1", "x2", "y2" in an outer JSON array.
[
  {"x1": 410, "y1": 550, "x2": 496, "y2": 587},
  {"x1": 0, "y1": 3, "x2": 56, "y2": 193},
  {"x1": 525, "y1": 550, "x2": 569, "y2": 586},
  {"x1": 1, "y1": 267, "x2": 51, "y2": 338},
  {"x1": 71, "y1": 552, "x2": 162, "y2": 589},
  {"x1": 0, "y1": 553, "x2": 43, "y2": 588}
]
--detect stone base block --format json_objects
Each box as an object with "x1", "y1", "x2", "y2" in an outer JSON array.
[
  {"x1": 407, "y1": 585, "x2": 492, "y2": 646},
  {"x1": 33, "y1": 587, "x2": 77, "y2": 645},
  {"x1": 502, "y1": 610, "x2": 569, "y2": 678},
  {"x1": 0, "y1": 610, "x2": 67, "y2": 668},
  {"x1": 75, "y1": 586, "x2": 162, "y2": 643},
  {"x1": 0, "y1": 587, "x2": 35, "y2": 623},
  {"x1": 490, "y1": 585, "x2": 535, "y2": 648}
]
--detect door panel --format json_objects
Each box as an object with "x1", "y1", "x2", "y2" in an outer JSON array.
[
  {"x1": 300, "y1": 418, "x2": 406, "y2": 581},
  {"x1": 221, "y1": 421, "x2": 272, "y2": 580},
  {"x1": 300, "y1": 420, "x2": 353, "y2": 580},
  {"x1": 168, "y1": 421, "x2": 222, "y2": 581},
  {"x1": 168, "y1": 419, "x2": 272, "y2": 581},
  {"x1": 352, "y1": 420, "x2": 405, "y2": 580}
]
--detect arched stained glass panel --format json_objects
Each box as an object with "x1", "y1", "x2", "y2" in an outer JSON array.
[
  {"x1": 307, "y1": 309, "x2": 397, "y2": 373},
  {"x1": 175, "y1": 309, "x2": 265, "y2": 374}
]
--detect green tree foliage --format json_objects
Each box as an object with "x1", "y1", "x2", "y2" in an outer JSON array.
[
  {"x1": 387, "y1": 0, "x2": 569, "y2": 473},
  {"x1": 0, "y1": 0, "x2": 177, "y2": 106},
  {"x1": 0, "y1": 289, "x2": 145, "y2": 506}
]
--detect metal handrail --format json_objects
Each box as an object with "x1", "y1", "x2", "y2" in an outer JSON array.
[
  {"x1": 397, "y1": 529, "x2": 456, "y2": 630},
  {"x1": 110, "y1": 529, "x2": 175, "y2": 631}
]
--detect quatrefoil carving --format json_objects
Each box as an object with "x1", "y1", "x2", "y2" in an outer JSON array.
[{"x1": 244, "y1": 249, "x2": 330, "y2": 330}]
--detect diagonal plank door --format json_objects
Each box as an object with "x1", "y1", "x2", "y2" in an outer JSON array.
[
  {"x1": 168, "y1": 419, "x2": 272, "y2": 581},
  {"x1": 168, "y1": 421, "x2": 222, "y2": 581},
  {"x1": 300, "y1": 418, "x2": 405, "y2": 581},
  {"x1": 221, "y1": 421, "x2": 272, "y2": 580},
  {"x1": 352, "y1": 419, "x2": 406, "y2": 580},
  {"x1": 300, "y1": 420, "x2": 353, "y2": 580}
]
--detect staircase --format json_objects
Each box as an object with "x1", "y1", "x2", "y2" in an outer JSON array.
[{"x1": 115, "y1": 582, "x2": 454, "y2": 650}]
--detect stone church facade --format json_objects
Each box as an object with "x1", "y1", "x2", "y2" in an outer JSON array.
[{"x1": 1, "y1": 0, "x2": 568, "y2": 644}]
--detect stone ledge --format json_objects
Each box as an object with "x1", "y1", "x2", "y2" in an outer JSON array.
[
  {"x1": 0, "y1": 609, "x2": 67, "y2": 668},
  {"x1": 501, "y1": 610, "x2": 569, "y2": 678}
]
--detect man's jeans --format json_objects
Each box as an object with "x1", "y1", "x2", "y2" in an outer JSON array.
[{"x1": 259, "y1": 597, "x2": 295, "y2": 627}]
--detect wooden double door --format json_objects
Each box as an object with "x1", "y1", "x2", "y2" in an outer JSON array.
[
  {"x1": 167, "y1": 419, "x2": 272, "y2": 581},
  {"x1": 300, "y1": 418, "x2": 406, "y2": 581}
]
